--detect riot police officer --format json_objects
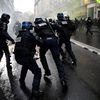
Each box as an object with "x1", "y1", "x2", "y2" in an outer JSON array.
[
  {"x1": 0, "y1": 13, "x2": 14, "y2": 69},
  {"x1": 56, "y1": 13, "x2": 76, "y2": 66},
  {"x1": 34, "y1": 18, "x2": 67, "y2": 89},
  {"x1": 14, "y1": 21, "x2": 42, "y2": 97}
]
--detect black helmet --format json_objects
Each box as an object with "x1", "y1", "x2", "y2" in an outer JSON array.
[
  {"x1": 1, "y1": 13, "x2": 10, "y2": 23},
  {"x1": 34, "y1": 18, "x2": 44, "y2": 24},
  {"x1": 57, "y1": 13, "x2": 64, "y2": 20},
  {"x1": 22, "y1": 21, "x2": 33, "y2": 30}
]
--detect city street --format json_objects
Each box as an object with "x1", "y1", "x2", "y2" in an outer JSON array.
[
  {"x1": 0, "y1": 0, "x2": 100, "y2": 100},
  {"x1": 2, "y1": 41, "x2": 99, "y2": 100},
  {"x1": 72, "y1": 25, "x2": 100, "y2": 49},
  {"x1": 0, "y1": 20, "x2": 100, "y2": 100}
]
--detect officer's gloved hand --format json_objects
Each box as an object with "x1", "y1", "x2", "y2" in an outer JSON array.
[
  {"x1": 7, "y1": 40, "x2": 14, "y2": 45},
  {"x1": 39, "y1": 37, "x2": 43, "y2": 43},
  {"x1": 35, "y1": 35, "x2": 39, "y2": 40},
  {"x1": 36, "y1": 35, "x2": 43, "y2": 43}
]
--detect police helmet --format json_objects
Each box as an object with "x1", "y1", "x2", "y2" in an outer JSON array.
[
  {"x1": 57, "y1": 13, "x2": 64, "y2": 20},
  {"x1": 1, "y1": 13, "x2": 10, "y2": 23},
  {"x1": 22, "y1": 21, "x2": 33, "y2": 30},
  {"x1": 34, "y1": 18, "x2": 44, "y2": 24}
]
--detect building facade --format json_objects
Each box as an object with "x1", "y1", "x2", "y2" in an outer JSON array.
[
  {"x1": 34, "y1": 0, "x2": 74, "y2": 18},
  {"x1": 87, "y1": 0, "x2": 100, "y2": 18},
  {"x1": 0, "y1": 0, "x2": 14, "y2": 16},
  {"x1": 34, "y1": 0, "x2": 100, "y2": 19}
]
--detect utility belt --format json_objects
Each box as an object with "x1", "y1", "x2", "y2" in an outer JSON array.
[
  {"x1": 40, "y1": 34, "x2": 59, "y2": 46},
  {"x1": 41, "y1": 34, "x2": 57, "y2": 40}
]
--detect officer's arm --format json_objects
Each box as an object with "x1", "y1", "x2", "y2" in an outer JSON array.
[
  {"x1": 2, "y1": 22, "x2": 14, "y2": 42},
  {"x1": 31, "y1": 32, "x2": 42, "y2": 46},
  {"x1": 3, "y1": 32, "x2": 14, "y2": 42},
  {"x1": 53, "y1": 22, "x2": 62, "y2": 32}
]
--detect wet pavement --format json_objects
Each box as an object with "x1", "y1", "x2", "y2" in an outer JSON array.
[
  {"x1": 1, "y1": 43, "x2": 99, "y2": 100},
  {"x1": 0, "y1": 27, "x2": 100, "y2": 100},
  {"x1": 26, "y1": 44, "x2": 100, "y2": 100},
  {"x1": 72, "y1": 25, "x2": 100, "y2": 49}
]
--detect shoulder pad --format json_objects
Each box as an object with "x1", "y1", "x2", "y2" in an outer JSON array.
[{"x1": 38, "y1": 23, "x2": 47, "y2": 27}]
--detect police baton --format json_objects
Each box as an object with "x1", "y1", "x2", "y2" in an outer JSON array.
[{"x1": 45, "y1": 18, "x2": 55, "y2": 35}]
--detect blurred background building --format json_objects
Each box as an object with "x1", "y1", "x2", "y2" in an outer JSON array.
[
  {"x1": 0, "y1": 0, "x2": 14, "y2": 15},
  {"x1": 0, "y1": 0, "x2": 35, "y2": 38},
  {"x1": 34, "y1": 0, "x2": 100, "y2": 19},
  {"x1": 87, "y1": 0, "x2": 100, "y2": 18}
]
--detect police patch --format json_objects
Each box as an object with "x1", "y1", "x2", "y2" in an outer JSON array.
[
  {"x1": 46, "y1": 37, "x2": 53, "y2": 40},
  {"x1": 38, "y1": 23, "x2": 46, "y2": 27},
  {"x1": 61, "y1": 21, "x2": 67, "y2": 25}
]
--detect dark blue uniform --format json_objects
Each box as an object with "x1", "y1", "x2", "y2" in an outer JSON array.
[
  {"x1": 0, "y1": 14, "x2": 14, "y2": 69},
  {"x1": 34, "y1": 18, "x2": 67, "y2": 88},
  {"x1": 57, "y1": 15, "x2": 76, "y2": 65},
  {"x1": 14, "y1": 27, "x2": 42, "y2": 96}
]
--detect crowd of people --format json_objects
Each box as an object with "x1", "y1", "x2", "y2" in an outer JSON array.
[
  {"x1": 74, "y1": 17, "x2": 100, "y2": 35},
  {"x1": 0, "y1": 12, "x2": 99, "y2": 99}
]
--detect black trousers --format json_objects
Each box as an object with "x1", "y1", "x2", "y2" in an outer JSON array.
[
  {"x1": 59, "y1": 36, "x2": 76, "y2": 62},
  {"x1": 40, "y1": 36, "x2": 65, "y2": 81},
  {"x1": 0, "y1": 43, "x2": 11, "y2": 68},
  {"x1": 86, "y1": 26, "x2": 93, "y2": 35},
  {"x1": 15, "y1": 51, "x2": 41, "y2": 91}
]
